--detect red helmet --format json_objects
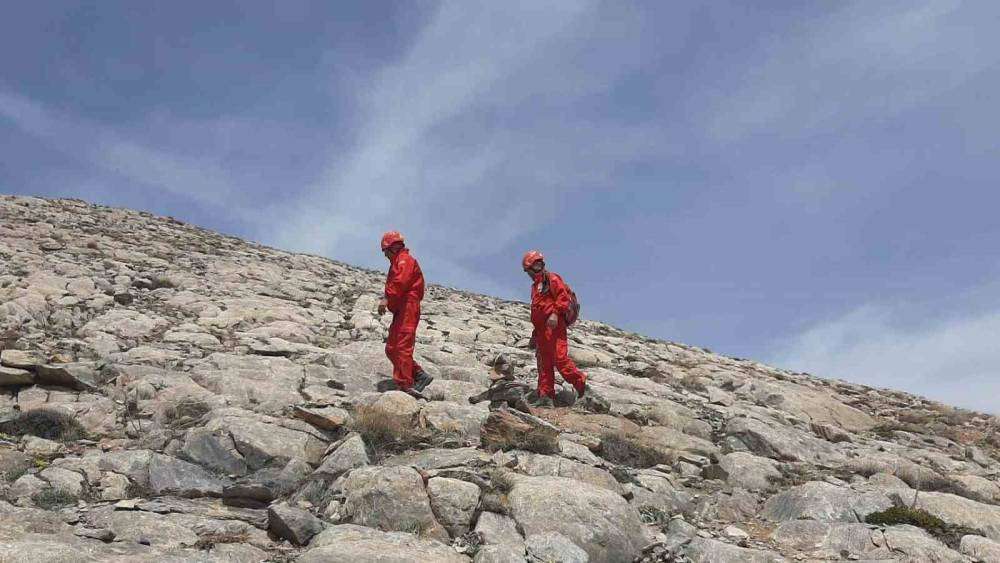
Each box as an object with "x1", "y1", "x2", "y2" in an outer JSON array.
[
  {"x1": 522, "y1": 250, "x2": 545, "y2": 271},
  {"x1": 381, "y1": 231, "x2": 404, "y2": 250}
]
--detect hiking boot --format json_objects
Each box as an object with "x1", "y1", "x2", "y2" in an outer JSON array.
[
  {"x1": 530, "y1": 396, "x2": 554, "y2": 408},
  {"x1": 412, "y1": 370, "x2": 434, "y2": 393}
]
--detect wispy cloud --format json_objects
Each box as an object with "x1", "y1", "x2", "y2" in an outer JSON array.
[
  {"x1": 268, "y1": 1, "x2": 682, "y2": 290},
  {"x1": 770, "y1": 302, "x2": 1000, "y2": 414},
  {"x1": 700, "y1": 0, "x2": 989, "y2": 143}
]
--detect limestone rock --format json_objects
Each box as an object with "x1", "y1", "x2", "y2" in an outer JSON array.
[
  {"x1": 268, "y1": 501, "x2": 325, "y2": 546},
  {"x1": 507, "y1": 475, "x2": 647, "y2": 563},
  {"x1": 299, "y1": 524, "x2": 469, "y2": 562},
  {"x1": 341, "y1": 465, "x2": 449, "y2": 541},
  {"x1": 427, "y1": 477, "x2": 480, "y2": 537}
]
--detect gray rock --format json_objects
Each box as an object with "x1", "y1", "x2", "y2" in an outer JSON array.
[
  {"x1": 761, "y1": 481, "x2": 892, "y2": 523},
  {"x1": 427, "y1": 477, "x2": 480, "y2": 537},
  {"x1": 181, "y1": 428, "x2": 248, "y2": 476},
  {"x1": 682, "y1": 537, "x2": 787, "y2": 562},
  {"x1": 314, "y1": 433, "x2": 369, "y2": 478},
  {"x1": 708, "y1": 452, "x2": 782, "y2": 492},
  {"x1": 38, "y1": 466, "x2": 85, "y2": 497},
  {"x1": 771, "y1": 521, "x2": 889, "y2": 559},
  {"x1": 268, "y1": 501, "x2": 325, "y2": 546},
  {"x1": 148, "y1": 454, "x2": 230, "y2": 498},
  {"x1": 882, "y1": 524, "x2": 967, "y2": 562},
  {"x1": 204, "y1": 412, "x2": 327, "y2": 469},
  {"x1": 341, "y1": 465, "x2": 449, "y2": 541},
  {"x1": 960, "y1": 534, "x2": 1000, "y2": 560},
  {"x1": 0, "y1": 366, "x2": 34, "y2": 386},
  {"x1": 35, "y1": 363, "x2": 98, "y2": 391},
  {"x1": 0, "y1": 349, "x2": 43, "y2": 370},
  {"x1": 476, "y1": 511, "x2": 525, "y2": 552},
  {"x1": 475, "y1": 544, "x2": 529, "y2": 563},
  {"x1": 725, "y1": 417, "x2": 844, "y2": 464},
  {"x1": 507, "y1": 475, "x2": 647, "y2": 563},
  {"x1": 525, "y1": 532, "x2": 590, "y2": 562},
  {"x1": 888, "y1": 489, "x2": 1000, "y2": 541},
  {"x1": 299, "y1": 524, "x2": 469, "y2": 563}
]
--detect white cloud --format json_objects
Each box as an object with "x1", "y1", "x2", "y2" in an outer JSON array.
[
  {"x1": 268, "y1": 1, "x2": 682, "y2": 290},
  {"x1": 770, "y1": 304, "x2": 1000, "y2": 414},
  {"x1": 702, "y1": 0, "x2": 993, "y2": 143}
]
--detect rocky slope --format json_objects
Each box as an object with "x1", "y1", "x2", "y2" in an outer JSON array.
[{"x1": 1, "y1": 194, "x2": 999, "y2": 562}]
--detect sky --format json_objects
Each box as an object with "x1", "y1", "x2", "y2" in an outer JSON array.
[{"x1": 2, "y1": 1, "x2": 999, "y2": 413}]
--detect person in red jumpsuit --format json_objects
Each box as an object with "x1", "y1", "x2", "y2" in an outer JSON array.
[
  {"x1": 378, "y1": 231, "x2": 433, "y2": 394},
  {"x1": 523, "y1": 250, "x2": 587, "y2": 407}
]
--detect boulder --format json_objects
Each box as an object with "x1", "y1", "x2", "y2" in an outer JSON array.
[
  {"x1": 706, "y1": 452, "x2": 782, "y2": 492},
  {"x1": 181, "y1": 428, "x2": 248, "y2": 476},
  {"x1": 475, "y1": 511, "x2": 525, "y2": 552},
  {"x1": 725, "y1": 417, "x2": 844, "y2": 465},
  {"x1": 148, "y1": 454, "x2": 230, "y2": 498},
  {"x1": 888, "y1": 489, "x2": 1000, "y2": 540},
  {"x1": 268, "y1": 501, "x2": 325, "y2": 546},
  {"x1": 960, "y1": 534, "x2": 1000, "y2": 560},
  {"x1": 427, "y1": 477, "x2": 480, "y2": 537},
  {"x1": 762, "y1": 481, "x2": 892, "y2": 523},
  {"x1": 0, "y1": 366, "x2": 33, "y2": 386},
  {"x1": 314, "y1": 433, "x2": 369, "y2": 479},
  {"x1": 507, "y1": 475, "x2": 647, "y2": 563},
  {"x1": 482, "y1": 408, "x2": 561, "y2": 454},
  {"x1": 341, "y1": 465, "x2": 449, "y2": 541},
  {"x1": 525, "y1": 532, "x2": 589, "y2": 563},
  {"x1": 682, "y1": 537, "x2": 787, "y2": 562},
  {"x1": 298, "y1": 524, "x2": 469, "y2": 563}
]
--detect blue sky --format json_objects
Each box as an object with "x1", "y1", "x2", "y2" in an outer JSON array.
[{"x1": 2, "y1": 1, "x2": 998, "y2": 412}]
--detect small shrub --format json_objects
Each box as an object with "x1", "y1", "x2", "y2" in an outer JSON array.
[
  {"x1": 350, "y1": 408, "x2": 424, "y2": 461},
  {"x1": 32, "y1": 488, "x2": 78, "y2": 510},
  {"x1": 866, "y1": 506, "x2": 981, "y2": 549},
  {"x1": 162, "y1": 398, "x2": 212, "y2": 430},
  {"x1": 193, "y1": 531, "x2": 250, "y2": 550},
  {"x1": 0, "y1": 409, "x2": 88, "y2": 442},
  {"x1": 489, "y1": 468, "x2": 516, "y2": 495},
  {"x1": 638, "y1": 506, "x2": 670, "y2": 526},
  {"x1": 598, "y1": 431, "x2": 671, "y2": 468},
  {"x1": 0, "y1": 465, "x2": 29, "y2": 483}
]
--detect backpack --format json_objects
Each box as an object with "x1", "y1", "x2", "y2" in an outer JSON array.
[{"x1": 544, "y1": 274, "x2": 581, "y2": 326}]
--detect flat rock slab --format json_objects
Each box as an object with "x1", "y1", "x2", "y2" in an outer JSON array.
[
  {"x1": 762, "y1": 481, "x2": 892, "y2": 523},
  {"x1": 298, "y1": 524, "x2": 469, "y2": 563}
]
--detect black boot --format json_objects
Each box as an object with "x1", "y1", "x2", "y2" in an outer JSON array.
[{"x1": 412, "y1": 370, "x2": 434, "y2": 393}]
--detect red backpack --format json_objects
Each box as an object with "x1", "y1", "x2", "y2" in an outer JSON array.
[{"x1": 544, "y1": 274, "x2": 581, "y2": 326}]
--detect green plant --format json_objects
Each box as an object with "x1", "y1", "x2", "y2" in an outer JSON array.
[
  {"x1": 31, "y1": 488, "x2": 78, "y2": 510},
  {"x1": 638, "y1": 506, "x2": 670, "y2": 526},
  {"x1": 865, "y1": 506, "x2": 981, "y2": 549},
  {"x1": 0, "y1": 409, "x2": 88, "y2": 442}
]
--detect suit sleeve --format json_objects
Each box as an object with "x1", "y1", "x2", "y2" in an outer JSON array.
[
  {"x1": 384, "y1": 257, "x2": 414, "y2": 311},
  {"x1": 550, "y1": 274, "x2": 572, "y2": 316}
]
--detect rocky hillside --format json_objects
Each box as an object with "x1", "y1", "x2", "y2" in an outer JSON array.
[{"x1": 1, "y1": 195, "x2": 999, "y2": 562}]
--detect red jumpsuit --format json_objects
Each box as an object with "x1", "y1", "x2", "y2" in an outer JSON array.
[
  {"x1": 384, "y1": 248, "x2": 425, "y2": 390},
  {"x1": 531, "y1": 271, "x2": 586, "y2": 399}
]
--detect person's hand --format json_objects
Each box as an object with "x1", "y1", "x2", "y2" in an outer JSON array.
[
  {"x1": 546, "y1": 313, "x2": 558, "y2": 328},
  {"x1": 377, "y1": 298, "x2": 388, "y2": 315}
]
